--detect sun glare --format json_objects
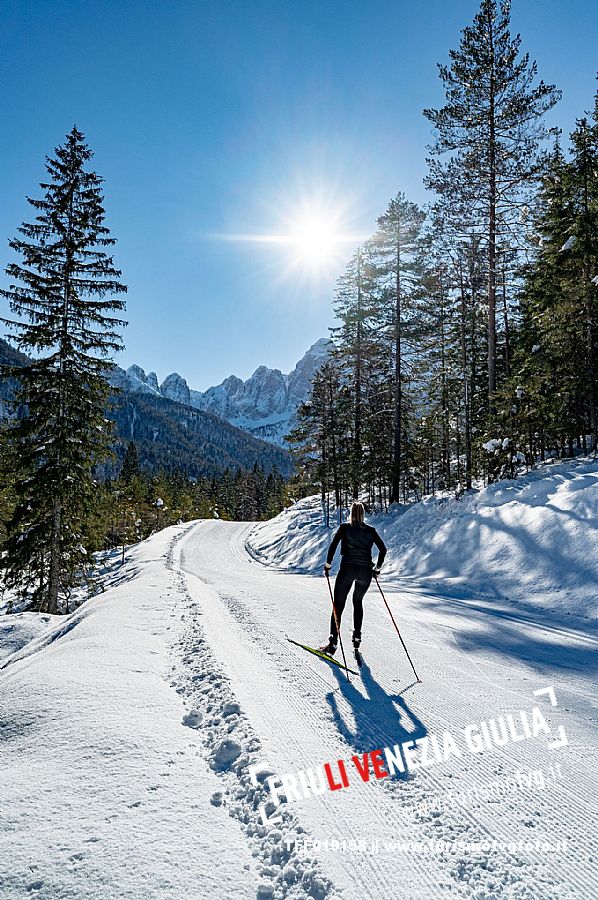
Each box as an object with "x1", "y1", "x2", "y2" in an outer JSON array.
[
  {"x1": 210, "y1": 197, "x2": 365, "y2": 280},
  {"x1": 290, "y1": 212, "x2": 342, "y2": 266}
]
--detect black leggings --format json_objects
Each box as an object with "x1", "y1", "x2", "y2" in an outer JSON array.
[{"x1": 329, "y1": 564, "x2": 373, "y2": 640}]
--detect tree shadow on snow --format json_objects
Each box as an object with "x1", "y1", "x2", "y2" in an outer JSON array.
[
  {"x1": 449, "y1": 608, "x2": 598, "y2": 675},
  {"x1": 325, "y1": 659, "x2": 427, "y2": 781},
  {"x1": 412, "y1": 590, "x2": 598, "y2": 675}
]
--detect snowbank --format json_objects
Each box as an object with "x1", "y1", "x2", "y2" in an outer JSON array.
[
  {"x1": 0, "y1": 548, "x2": 125, "y2": 662},
  {"x1": 0, "y1": 524, "x2": 259, "y2": 900},
  {"x1": 247, "y1": 459, "x2": 598, "y2": 621},
  {"x1": 0, "y1": 611, "x2": 55, "y2": 662}
]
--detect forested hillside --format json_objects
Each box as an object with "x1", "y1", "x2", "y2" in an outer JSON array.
[{"x1": 0, "y1": 339, "x2": 293, "y2": 480}]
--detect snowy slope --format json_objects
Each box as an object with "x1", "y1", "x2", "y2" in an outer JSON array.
[
  {"x1": 0, "y1": 527, "x2": 261, "y2": 899},
  {"x1": 2, "y1": 484, "x2": 597, "y2": 899},
  {"x1": 248, "y1": 458, "x2": 598, "y2": 621}
]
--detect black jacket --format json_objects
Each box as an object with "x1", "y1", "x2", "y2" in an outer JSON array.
[{"x1": 326, "y1": 523, "x2": 387, "y2": 569}]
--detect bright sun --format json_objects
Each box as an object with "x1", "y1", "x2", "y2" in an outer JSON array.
[
  {"x1": 212, "y1": 199, "x2": 363, "y2": 277},
  {"x1": 290, "y1": 212, "x2": 341, "y2": 266}
]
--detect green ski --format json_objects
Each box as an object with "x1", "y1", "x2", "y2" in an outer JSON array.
[{"x1": 286, "y1": 636, "x2": 359, "y2": 676}]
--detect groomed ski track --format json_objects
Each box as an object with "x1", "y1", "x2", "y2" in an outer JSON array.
[{"x1": 174, "y1": 519, "x2": 598, "y2": 900}]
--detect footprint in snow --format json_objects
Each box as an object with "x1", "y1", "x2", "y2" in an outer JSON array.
[
  {"x1": 210, "y1": 738, "x2": 242, "y2": 770},
  {"x1": 182, "y1": 710, "x2": 203, "y2": 728}
]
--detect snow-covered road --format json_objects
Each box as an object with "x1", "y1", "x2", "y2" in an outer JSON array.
[
  {"x1": 2, "y1": 518, "x2": 596, "y2": 900},
  {"x1": 176, "y1": 520, "x2": 598, "y2": 899}
]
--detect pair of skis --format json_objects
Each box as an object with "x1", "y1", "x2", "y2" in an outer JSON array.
[
  {"x1": 286, "y1": 635, "x2": 361, "y2": 677},
  {"x1": 288, "y1": 572, "x2": 421, "y2": 684},
  {"x1": 287, "y1": 570, "x2": 362, "y2": 680}
]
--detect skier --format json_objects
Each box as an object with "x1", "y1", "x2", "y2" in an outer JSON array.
[{"x1": 320, "y1": 502, "x2": 387, "y2": 657}]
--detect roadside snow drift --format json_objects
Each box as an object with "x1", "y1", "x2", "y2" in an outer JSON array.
[
  {"x1": 0, "y1": 526, "x2": 260, "y2": 900},
  {"x1": 0, "y1": 612, "x2": 54, "y2": 663},
  {"x1": 247, "y1": 459, "x2": 598, "y2": 620}
]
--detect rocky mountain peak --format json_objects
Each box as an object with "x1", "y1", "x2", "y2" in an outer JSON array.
[
  {"x1": 111, "y1": 337, "x2": 331, "y2": 447},
  {"x1": 287, "y1": 338, "x2": 333, "y2": 406},
  {"x1": 160, "y1": 372, "x2": 191, "y2": 406},
  {"x1": 190, "y1": 337, "x2": 332, "y2": 445},
  {"x1": 126, "y1": 364, "x2": 148, "y2": 383}
]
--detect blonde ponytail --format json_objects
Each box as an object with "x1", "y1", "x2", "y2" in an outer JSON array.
[{"x1": 350, "y1": 502, "x2": 365, "y2": 526}]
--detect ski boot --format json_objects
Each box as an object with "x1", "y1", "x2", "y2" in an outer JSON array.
[
  {"x1": 352, "y1": 632, "x2": 363, "y2": 667},
  {"x1": 319, "y1": 636, "x2": 337, "y2": 656}
]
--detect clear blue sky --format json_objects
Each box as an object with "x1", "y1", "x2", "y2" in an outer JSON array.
[{"x1": 1, "y1": 0, "x2": 596, "y2": 389}]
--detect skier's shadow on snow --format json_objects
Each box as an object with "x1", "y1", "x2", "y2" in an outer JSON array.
[{"x1": 325, "y1": 659, "x2": 426, "y2": 781}]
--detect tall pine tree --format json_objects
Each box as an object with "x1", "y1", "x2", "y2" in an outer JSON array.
[
  {"x1": 424, "y1": 0, "x2": 560, "y2": 409},
  {"x1": 371, "y1": 193, "x2": 426, "y2": 502},
  {"x1": 0, "y1": 127, "x2": 127, "y2": 612},
  {"x1": 511, "y1": 98, "x2": 598, "y2": 457},
  {"x1": 331, "y1": 248, "x2": 377, "y2": 499}
]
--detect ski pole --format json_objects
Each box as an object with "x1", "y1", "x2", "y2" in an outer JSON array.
[
  {"x1": 325, "y1": 571, "x2": 350, "y2": 681},
  {"x1": 374, "y1": 576, "x2": 421, "y2": 683}
]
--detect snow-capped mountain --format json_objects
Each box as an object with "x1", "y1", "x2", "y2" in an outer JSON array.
[
  {"x1": 112, "y1": 338, "x2": 332, "y2": 447},
  {"x1": 160, "y1": 372, "x2": 191, "y2": 406},
  {"x1": 192, "y1": 338, "x2": 332, "y2": 445},
  {"x1": 0, "y1": 339, "x2": 293, "y2": 479},
  {"x1": 108, "y1": 364, "x2": 190, "y2": 405}
]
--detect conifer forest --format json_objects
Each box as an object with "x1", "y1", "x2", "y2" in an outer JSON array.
[{"x1": 1, "y1": 0, "x2": 597, "y2": 608}]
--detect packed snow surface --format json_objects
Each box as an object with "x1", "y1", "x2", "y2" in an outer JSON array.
[
  {"x1": 1, "y1": 528, "x2": 261, "y2": 899},
  {"x1": 2, "y1": 462, "x2": 597, "y2": 898}
]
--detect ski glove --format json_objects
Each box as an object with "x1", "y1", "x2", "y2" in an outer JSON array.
[
  {"x1": 324, "y1": 562, "x2": 332, "y2": 573},
  {"x1": 373, "y1": 567, "x2": 381, "y2": 576}
]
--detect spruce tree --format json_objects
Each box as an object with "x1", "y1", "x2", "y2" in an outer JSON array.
[
  {"x1": 0, "y1": 426, "x2": 15, "y2": 549},
  {"x1": 0, "y1": 127, "x2": 127, "y2": 612},
  {"x1": 264, "y1": 465, "x2": 286, "y2": 518},
  {"x1": 509, "y1": 135, "x2": 571, "y2": 457},
  {"x1": 569, "y1": 106, "x2": 598, "y2": 447},
  {"x1": 120, "y1": 441, "x2": 141, "y2": 482},
  {"x1": 288, "y1": 360, "x2": 351, "y2": 521},
  {"x1": 511, "y1": 99, "x2": 598, "y2": 457}
]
